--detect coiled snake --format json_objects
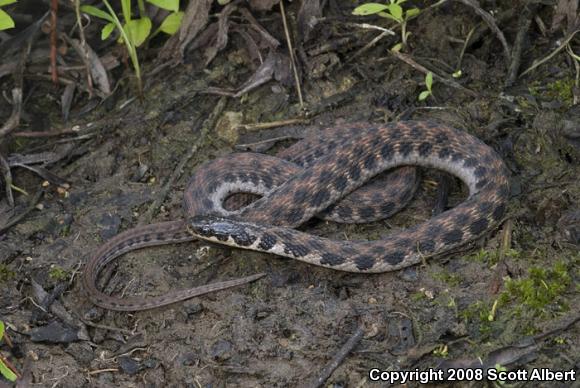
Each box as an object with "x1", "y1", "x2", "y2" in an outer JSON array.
[{"x1": 83, "y1": 121, "x2": 510, "y2": 311}]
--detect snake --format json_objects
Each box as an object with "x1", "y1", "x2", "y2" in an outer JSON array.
[{"x1": 83, "y1": 121, "x2": 509, "y2": 311}]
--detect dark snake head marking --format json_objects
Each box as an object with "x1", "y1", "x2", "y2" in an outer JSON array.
[{"x1": 188, "y1": 215, "x2": 257, "y2": 245}]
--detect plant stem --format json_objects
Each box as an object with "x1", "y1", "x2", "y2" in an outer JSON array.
[
  {"x1": 102, "y1": 0, "x2": 143, "y2": 97},
  {"x1": 137, "y1": 0, "x2": 145, "y2": 17}
]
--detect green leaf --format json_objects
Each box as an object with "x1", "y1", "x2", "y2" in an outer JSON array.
[
  {"x1": 125, "y1": 17, "x2": 151, "y2": 47},
  {"x1": 418, "y1": 90, "x2": 431, "y2": 101},
  {"x1": 352, "y1": 3, "x2": 389, "y2": 16},
  {"x1": 391, "y1": 42, "x2": 402, "y2": 52},
  {"x1": 0, "y1": 0, "x2": 17, "y2": 6},
  {"x1": 406, "y1": 8, "x2": 420, "y2": 18},
  {"x1": 378, "y1": 11, "x2": 400, "y2": 22},
  {"x1": 0, "y1": 321, "x2": 5, "y2": 339},
  {"x1": 146, "y1": 0, "x2": 179, "y2": 12},
  {"x1": 121, "y1": 0, "x2": 132, "y2": 22},
  {"x1": 425, "y1": 71, "x2": 433, "y2": 91},
  {"x1": 452, "y1": 69, "x2": 462, "y2": 78},
  {"x1": 0, "y1": 359, "x2": 17, "y2": 382},
  {"x1": 101, "y1": 22, "x2": 115, "y2": 40},
  {"x1": 0, "y1": 8, "x2": 15, "y2": 30},
  {"x1": 80, "y1": 5, "x2": 114, "y2": 22},
  {"x1": 159, "y1": 11, "x2": 183, "y2": 35},
  {"x1": 386, "y1": 3, "x2": 403, "y2": 21}
]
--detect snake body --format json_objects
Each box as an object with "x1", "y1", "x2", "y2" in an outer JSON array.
[{"x1": 83, "y1": 121, "x2": 509, "y2": 311}]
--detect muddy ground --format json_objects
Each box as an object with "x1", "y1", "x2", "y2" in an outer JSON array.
[{"x1": 0, "y1": 1, "x2": 579, "y2": 387}]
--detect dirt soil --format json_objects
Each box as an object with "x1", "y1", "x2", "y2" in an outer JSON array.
[{"x1": 0, "y1": 1, "x2": 579, "y2": 387}]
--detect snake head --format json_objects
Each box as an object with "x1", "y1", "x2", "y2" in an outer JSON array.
[
  {"x1": 188, "y1": 215, "x2": 235, "y2": 241},
  {"x1": 188, "y1": 215, "x2": 257, "y2": 247}
]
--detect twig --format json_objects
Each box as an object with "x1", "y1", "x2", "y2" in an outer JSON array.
[
  {"x1": 456, "y1": 0, "x2": 511, "y2": 67},
  {"x1": 456, "y1": 26, "x2": 475, "y2": 70},
  {"x1": 534, "y1": 313, "x2": 580, "y2": 341},
  {"x1": 72, "y1": 0, "x2": 94, "y2": 96},
  {"x1": 279, "y1": 0, "x2": 304, "y2": 109},
  {"x1": 14, "y1": 115, "x2": 131, "y2": 138},
  {"x1": 489, "y1": 219, "x2": 512, "y2": 294},
  {"x1": 87, "y1": 368, "x2": 120, "y2": 375},
  {"x1": 0, "y1": 88, "x2": 22, "y2": 138},
  {"x1": 0, "y1": 152, "x2": 15, "y2": 206},
  {"x1": 303, "y1": 325, "x2": 365, "y2": 388},
  {"x1": 0, "y1": 189, "x2": 44, "y2": 235},
  {"x1": 505, "y1": 5, "x2": 534, "y2": 87},
  {"x1": 346, "y1": 30, "x2": 392, "y2": 64},
  {"x1": 346, "y1": 22, "x2": 395, "y2": 35},
  {"x1": 520, "y1": 29, "x2": 580, "y2": 78},
  {"x1": 234, "y1": 118, "x2": 308, "y2": 132},
  {"x1": 388, "y1": 50, "x2": 477, "y2": 96},
  {"x1": 141, "y1": 97, "x2": 227, "y2": 224},
  {"x1": 50, "y1": 0, "x2": 59, "y2": 84}
]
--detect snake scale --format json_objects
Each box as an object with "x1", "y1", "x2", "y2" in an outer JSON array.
[{"x1": 83, "y1": 121, "x2": 510, "y2": 311}]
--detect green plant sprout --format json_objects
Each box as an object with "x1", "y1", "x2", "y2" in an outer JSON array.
[
  {"x1": 418, "y1": 71, "x2": 433, "y2": 101},
  {"x1": 0, "y1": 0, "x2": 17, "y2": 30},
  {"x1": 352, "y1": 0, "x2": 420, "y2": 48},
  {"x1": 493, "y1": 364, "x2": 508, "y2": 387},
  {"x1": 81, "y1": 0, "x2": 184, "y2": 95},
  {"x1": 432, "y1": 344, "x2": 448, "y2": 358},
  {"x1": 0, "y1": 321, "x2": 18, "y2": 382}
]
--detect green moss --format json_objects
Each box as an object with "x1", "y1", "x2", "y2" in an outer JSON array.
[
  {"x1": 498, "y1": 260, "x2": 571, "y2": 316},
  {"x1": 0, "y1": 265, "x2": 15, "y2": 282},
  {"x1": 411, "y1": 291, "x2": 428, "y2": 302},
  {"x1": 462, "y1": 301, "x2": 491, "y2": 323},
  {"x1": 528, "y1": 78, "x2": 575, "y2": 108},
  {"x1": 48, "y1": 266, "x2": 70, "y2": 281},
  {"x1": 461, "y1": 259, "x2": 574, "y2": 339},
  {"x1": 432, "y1": 271, "x2": 462, "y2": 287},
  {"x1": 463, "y1": 248, "x2": 520, "y2": 266}
]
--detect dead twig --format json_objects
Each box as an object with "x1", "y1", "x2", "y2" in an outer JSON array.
[
  {"x1": 303, "y1": 324, "x2": 365, "y2": 388},
  {"x1": 520, "y1": 29, "x2": 580, "y2": 78},
  {"x1": 234, "y1": 118, "x2": 309, "y2": 132},
  {"x1": 14, "y1": 115, "x2": 128, "y2": 138},
  {"x1": 456, "y1": 0, "x2": 511, "y2": 67},
  {"x1": 346, "y1": 30, "x2": 392, "y2": 64},
  {"x1": 0, "y1": 189, "x2": 44, "y2": 235},
  {"x1": 0, "y1": 152, "x2": 15, "y2": 206},
  {"x1": 505, "y1": 5, "x2": 534, "y2": 87},
  {"x1": 388, "y1": 50, "x2": 477, "y2": 96},
  {"x1": 50, "y1": 0, "x2": 59, "y2": 84},
  {"x1": 489, "y1": 219, "x2": 512, "y2": 294},
  {"x1": 279, "y1": 0, "x2": 304, "y2": 109},
  {"x1": 0, "y1": 88, "x2": 22, "y2": 138},
  {"x1": 345, "y1": 22, "x2": 395, "y2": 35},
  {"x1": 72, "y1": 0, "x2": 94, "y2": 96}
]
